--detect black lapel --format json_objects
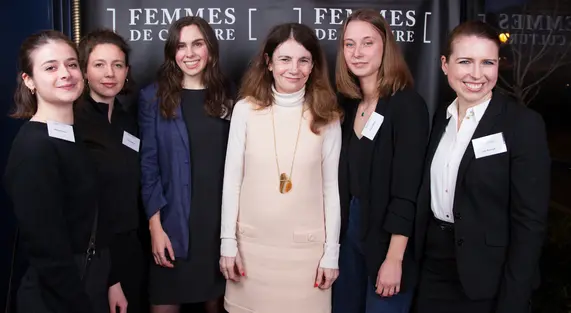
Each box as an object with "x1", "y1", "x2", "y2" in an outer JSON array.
[
  {"x1": 372, "y1": 96, "x2": 390, "y2": 135},
  {"x1": 416, "y1": 104, "x2": 449, "y2": 222},
  {"x1": 454, "y1": 93, "x2": 505, "y2": 192},
  {"x1": 359, "y1": 96, "x2": 390, "y2": 144},
  {"x1": 338, "y1": 97, "x2": 356, "y2": 236},
  {"x1": 359, "y1": 96, "x2": 390, "y2": 237},
  {"x1": 342, "y1": 99, "x2": 358, "y2": 144},
  {"x1": 426, "y1": 105, "x2": 450, "y2": 168},
  {"x1": 375, "y1": 95, "x2": 390, "y2": 115}
]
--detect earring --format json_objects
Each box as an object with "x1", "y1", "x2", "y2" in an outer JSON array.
[
  {"x1": 126, "y1": 78, "x2": 129, "y2": 82},
  {"x1": 30, "y1": 88, "x2": 35, "y2": 95}
]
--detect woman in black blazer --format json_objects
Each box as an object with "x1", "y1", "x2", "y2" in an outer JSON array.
[
  {"x1": 413, "y1": 20, "x2": 550, "y2": 313},
  {"x1": 332, "y1": 9, "x2": 429, "y2": 313}
]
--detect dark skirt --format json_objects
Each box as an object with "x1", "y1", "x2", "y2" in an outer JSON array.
[
  {"x1": 414, "y1": 217, "x2": 496, "y2": 313},
  {"x1": 17, "y1": 249, "x2": 110, "y2": 313},
  {"x1": 148, "y1": 252, "x2": 225, "y2": 305}
]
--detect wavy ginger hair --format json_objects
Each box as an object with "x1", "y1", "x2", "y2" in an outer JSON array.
[
  {"x1": 239, "y1": 23, "x2": 341, "y2": 134},
  {"x1": 336, "y1": 9, "x2": 413, "y2": 99}
]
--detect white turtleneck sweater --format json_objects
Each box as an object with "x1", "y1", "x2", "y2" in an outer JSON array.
[{"x1": 220, "y1": 86, "x2": 342, "y2": 269}]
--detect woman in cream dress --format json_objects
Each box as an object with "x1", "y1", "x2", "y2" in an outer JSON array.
[{"x1": 219, "y1": 23, "x2": 342, "y2": 313}]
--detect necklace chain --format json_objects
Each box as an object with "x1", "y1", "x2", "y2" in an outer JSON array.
[
  {"x1": 271, "y1": 105, "x2": 304, "y2": 187},
  {"x1": 359, "y1": 98, "x2": 377, "y2": 117}
]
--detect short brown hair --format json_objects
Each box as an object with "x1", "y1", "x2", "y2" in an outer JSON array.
[
  {"x1": 11, "y1": 30, "x2": 78, "y2": 119},
  {"x1": 444, "y1": 20, "x2": 501, "y2": 59},
  {"x1": 157, "y1": 16, "x2": 232, "y2": 119},
  {"x1": 336, "y1": 9, "x2": 413, "y2": 100},
  {"x1": 239, "y1": 23, "x2": 341, "y2": 134},
  {"x1": 78, "y1": 29, "x2": 134, "y2": 94}
]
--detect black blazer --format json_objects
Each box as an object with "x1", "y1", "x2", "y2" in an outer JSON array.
[
  {"x1": 338, "y1": 88, "x2": 429, "y2": 292},
  {"x1": 414, "y1": 92, "x2": 551, "y2": 313}
]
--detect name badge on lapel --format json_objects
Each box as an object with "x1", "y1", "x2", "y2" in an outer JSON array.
[
  {"x1": 122, "y1": 131, "x2": 140, "y2": 152},
  {"x1": 47, "y1": 121, "x2": 75, "y2": 142},
  {"x1": 471, "y1": 132, "x2": 507, "y2": 159},
  {"x1": 361, "y1": 112, "x2": 384, "y2": 140}
]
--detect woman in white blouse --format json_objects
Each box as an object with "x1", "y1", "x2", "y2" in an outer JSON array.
[
  {"x1": 413, "y1": 20, "x2": 550, "y2": 313},
  {"x1": 219, "y1": 23, "x2": 343, "y2": 313}
]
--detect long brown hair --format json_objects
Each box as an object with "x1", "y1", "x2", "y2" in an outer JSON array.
[
  {"x1": 239, "y1": 23, "x2": 340, "y2": 134},
  {"x1": 157, "y1": 16, "x2": 232, "y2": 118},
  {"x1": 336, "y1": 9, "x2": 414, "y2": 99},
  {"x1": 11, "y1": 30, "x2": 79, "y2": 119}
]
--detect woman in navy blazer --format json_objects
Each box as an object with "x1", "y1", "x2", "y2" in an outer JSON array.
[{"x1": 138, "y1": 16, "x2": 234, "y2": 313}]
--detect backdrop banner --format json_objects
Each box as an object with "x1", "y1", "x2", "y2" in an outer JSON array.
[{"x1": 82, "y1": 0, "x2": 465, "y2": 114}]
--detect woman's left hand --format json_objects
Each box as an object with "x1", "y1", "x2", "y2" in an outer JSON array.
[
  {"x1": 375, "y1": 257, "x2": 402, "y2": 297},
  {"x1": 108, "y1": 282, "x2": 128, "y2": 313},
  {"x1": 315, "y1": 267, "x2": 339, "y2": 289}
]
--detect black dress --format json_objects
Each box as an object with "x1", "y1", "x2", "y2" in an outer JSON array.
[
  {"x1": 149, "y1": 89, "x2": 229, "y2": 304},
  {"x1": 4, "y1": 121, "x2": 110, "y2": 313},
  {"x1": 74, "y1": 96, "x2": 149, "y2": 313}
]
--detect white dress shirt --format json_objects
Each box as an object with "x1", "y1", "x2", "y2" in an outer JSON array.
[{"x1": 430, "y1": 98, "x2": 490, "y2": 223}]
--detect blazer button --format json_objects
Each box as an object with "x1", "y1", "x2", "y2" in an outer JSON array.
[
  {"x1": 454, "y1": 213, "x2": 462, "y2": 220},
  {"x1": 184, "y1": 160, "x2": 189, "y2": 164},
  {"x1": 457, "y1": 239, "x2": 464, "y2": 246}
]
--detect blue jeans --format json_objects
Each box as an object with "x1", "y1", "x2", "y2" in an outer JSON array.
[{"x1": 332, "y1": 198, "x2": 413, "y2": 313}]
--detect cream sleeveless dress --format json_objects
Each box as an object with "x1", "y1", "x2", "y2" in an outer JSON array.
[{"x1": 220, "y1": 87, "x2": 341, "y2": 313}]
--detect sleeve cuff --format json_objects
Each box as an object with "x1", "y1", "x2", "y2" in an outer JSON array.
[
  {"x1": 145, "y1": 195, "x2": 167, "y2": 220},
  {"x1": 107, "y1": 241, "x2": 123, "y2": 287},
  {"x1": 221, "y1": 238, "x2": 238, "y2": 257},
  {"x1": 319, "y1": 243, "x2": 340, "y2": 269},
  {"x1": 383, "y1": 211, "x2": 412, "y2": 237},
  {"x1": 108, "y1": 275, "x2": 120, "y2": 287}
]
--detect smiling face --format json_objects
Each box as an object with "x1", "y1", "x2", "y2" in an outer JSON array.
[
  {"x1": 343, "y1": 20, "x2": 384, "y2": 80},
  {"x1": 267, "y1": 38, "x2": 313, "y2": 94},
  {"x1": 23, "y1": 40, "x2": 84, "y2": 107},
  {"x1": 85, "y1": 43, "x2": 128, "y2": 103},
  {"x1": 175, "y1": 24, "x2": 209, "y2": 85},
  {"x1": 442, "y1": 35, "x2": 499, "y2": 107}
]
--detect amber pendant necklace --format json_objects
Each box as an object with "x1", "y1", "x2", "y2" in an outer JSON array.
[{"x1": 271, "y1": 106, "x2": 303, "y2": 194}]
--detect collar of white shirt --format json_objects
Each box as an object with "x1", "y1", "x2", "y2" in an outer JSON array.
[{"x1": 446, "y1": 97, "x2": 491, "y2": 123}]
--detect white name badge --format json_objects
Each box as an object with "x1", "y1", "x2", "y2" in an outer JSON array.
[
  {"x1": 122, "y1": 131, "x2": 140, "y2": 152},
  {"x1": 361, "y1": 112, "x2": 384, "y2": 140},
  {"x1": 471, "y1": 132, "x2": 507, "y2": 159},
  {"x1": 47, "y1": 121, "x2": 75, "y2": 143}
]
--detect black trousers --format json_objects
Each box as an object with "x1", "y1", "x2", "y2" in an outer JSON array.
[
  {"x1": 17, "y1": 249, "x2": 111, "y2": 313},
  {"x1": 414, "y1": 217, "x2": 496, "y2": 313}
]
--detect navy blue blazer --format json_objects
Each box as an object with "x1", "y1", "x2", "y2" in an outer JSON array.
[{"x1": 138, "y1": 83, "x2": 191, "y2": 258}]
